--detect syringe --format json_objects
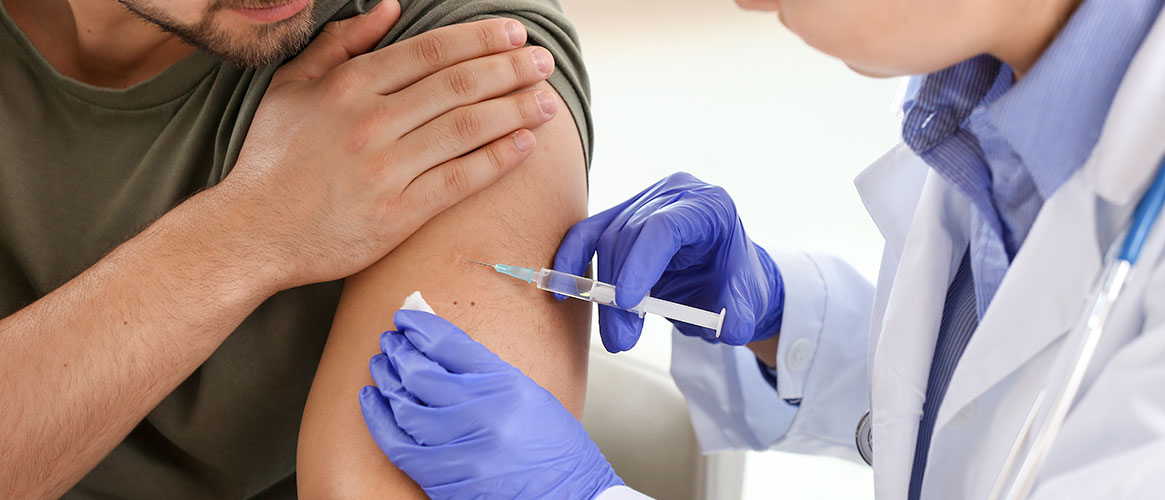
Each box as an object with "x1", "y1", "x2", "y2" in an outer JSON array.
[{"x1": 467, "y1": 260, "x2": 726, "y2": 338}]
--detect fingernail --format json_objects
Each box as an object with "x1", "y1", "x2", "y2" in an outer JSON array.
[
  {"x1": 513, "y1": 130, "x2": 535, "y2": 152},
  {"x1": 506, "y1": 21, "x2": 526, "y2": 47},
  {"x1": 536, "y1": 92, "x2": 557, "y2": 116},
  {"x1": 532, "y1": 48, "x2": 553, "y2": 75},
  {"x1": 363, "y1": 0, "x2": 382, "y2": 14}
]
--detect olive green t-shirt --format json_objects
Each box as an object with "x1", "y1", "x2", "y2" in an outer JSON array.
[{"x1": 0, "y1": 0, "x2": 590, "y2": 497}]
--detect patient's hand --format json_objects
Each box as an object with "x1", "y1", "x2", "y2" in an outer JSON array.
[
  {"x1": 294, "y1": 68, "x2": 589, "y2": 497},
  {"x1": 225, "y1": 6, "x2": 558, "y2": 288}
]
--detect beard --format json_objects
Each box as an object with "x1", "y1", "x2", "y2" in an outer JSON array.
[{"x1": 115, "y1": 0, "x2": 316, "y2": 67}]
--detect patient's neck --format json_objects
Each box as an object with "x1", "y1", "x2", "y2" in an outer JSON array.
[{"x1": 2, "y1": 0, "x2": 194, "y2": 88}]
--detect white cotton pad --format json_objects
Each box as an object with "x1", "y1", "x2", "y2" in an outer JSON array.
[{"x1": 400, "y1": 291, "x2": 435, "y2": 314}]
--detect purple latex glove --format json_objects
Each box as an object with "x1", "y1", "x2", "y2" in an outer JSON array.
[
  {"x1": 359, "y1": 310, "x2": 623, "y2": 500},
  {"x1": 555, "y1": 172, "x2": 784, "y2": 352}
]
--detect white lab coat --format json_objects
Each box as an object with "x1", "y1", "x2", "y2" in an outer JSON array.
[{"x1": 598, "y1": 7, "x2": 1165, "y2": 500}]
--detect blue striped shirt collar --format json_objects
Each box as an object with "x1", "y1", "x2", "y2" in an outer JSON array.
[
  {"x1": 903, "y1": 0, "x2": 1165, "y2": 201},
  {"x1": 983, "y1": 0, "x2": 1165, "y2": 199}
]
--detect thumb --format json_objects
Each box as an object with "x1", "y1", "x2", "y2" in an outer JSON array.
[
  {"x1": 273, "y1": 0, "x2": 401, "y2": 85},
  {"x1": 717, "y1": 292, "x2": 758, "y2": 346}
]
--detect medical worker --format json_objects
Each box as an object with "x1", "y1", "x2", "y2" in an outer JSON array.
[{"x1": 358, "y1": 0, "x2": 1165, "y2": 497}]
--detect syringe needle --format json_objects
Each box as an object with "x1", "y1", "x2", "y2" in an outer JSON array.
[{"x1": 465, "y1": 260, "x2": 493, "y2": 268}]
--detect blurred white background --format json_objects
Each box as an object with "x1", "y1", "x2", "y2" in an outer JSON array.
[{"x1": 559, "y1": 0, "x2": 903, "y2": 497}]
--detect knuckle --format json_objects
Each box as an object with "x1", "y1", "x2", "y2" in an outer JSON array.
[
  {"x1": 516, "y1": 93, "x2": 537, "y2": 121},
  {"x1": 363, "y1": 155, "x2": 392, "y2": 185},
  {"x1": 597, "y1": 225, "x2": 621, "y2": 254},
  {"x1": 322, "y1": 67, "x2": 360, "y2": 97},
  {"x1": 320, "y1": 20, "x2": 345, "y2": 38},
  {"x1": 382, "y1": 196, "x2": 406, "y2": 221},
  {"x1": 442, "y1": 165, "x2": 472, "y2": 194},
  {"x1": 345, "y1": 120, "x2": 373, "y2": 153},
  {"x1": 508, "y1": 50, "x2": 529, "y2": 80},
  {"x1": 413, "y1": 34, "x2": 447, "y2": 69},
  {"x1": 446, "y1": 68, "x2": 478, "y2": 99},
  {"x1": 475, "y1": 23, "x2": 496, "y2": 50},
  {"x1": 484, "y1": 142, "x2": 508, "y2": 171},
  {"x1": 452, "y1": 110, "x2": 483, "y2": 141}
]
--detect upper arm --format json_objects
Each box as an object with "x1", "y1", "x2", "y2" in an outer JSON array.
[{"x1": 295, "y1": 81, "x2": 590, "y2": 499}]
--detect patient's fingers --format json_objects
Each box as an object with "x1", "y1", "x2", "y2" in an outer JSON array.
[
  {"x1": 391, "y1": 89, "x2": 556, "y2": 184},
  {"x1": 387, "y1": 46, "x2": 554, "y2": 136},
  {"x1": 394, "y1": 130, "x2": 535, "y2": 231},
  {"x1": 351, "y1": 17, "x2": 529, "y2": 95}
]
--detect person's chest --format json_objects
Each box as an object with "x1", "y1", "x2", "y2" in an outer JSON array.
[{"x1": 0, "y1": 42, "x2": 343, "y2": 498}]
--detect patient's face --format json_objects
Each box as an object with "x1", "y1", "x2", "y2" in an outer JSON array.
[
  {"x1": 116, "y1": 0, "x2": 317, "y2": 67},
  {"x1": 735, "y1": 0, "x2": 998, "y2": 77}
]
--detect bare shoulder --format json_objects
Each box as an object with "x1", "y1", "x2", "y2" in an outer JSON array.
[{"x1": 296, "y1": 81, "x2": 591, "y2": 498}]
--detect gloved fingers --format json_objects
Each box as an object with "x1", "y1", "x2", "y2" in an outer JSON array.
[
  {"x1": 675, "y1": 322, "x2": 720, "y2": 341},
  {"x1": 359, "y1": 385, "x2": 421, "y2": 460},
  {"x1": 612, "y1": 205, "x2": 701, "y2": 308},
  {"x1": 383, "y1": 335, "x2": 511, "y2": 407},
  {"x1": 374, "y1": 331, "x2": 413, "y2": 386},
  {"x1": 389, "y1": 386, "x2": 514, "y2": 446},
  {"x1": 393, "y1": 309, "x2": 511, "y2": 374},
  {"x1": 554, "y1": 200, "x2": 633, "y2": 279},
  {"x1": 597, "y1": 304, "x2": 645, "y2": 352},
  {"x1": 717, "y1": 284, "x2": 758, "y2": 345},
  {"x1": 379, "y1": 328, "x2": 407, "y2": 356},
  {"x1": 402, "y1": 438, "x2": 511, "y2": 488},
  {"x1": 739, "y1": 243, "x2": 784, "y2": 342},
  {"x1": 370, "y1": 352, "x2": 417, "y2": 402},
  {"x1": 378, "y1": 331, "x2": 433, "y2": 403},
  {"x1": 381, "y1": 331, "x2": 467, "y2": 407},
  {"x1": 594, "y1": 211, "x2": 638, "y2": 288},
  {"x1": 385, "y1": 395, "x2": 469, "y2": 446}
]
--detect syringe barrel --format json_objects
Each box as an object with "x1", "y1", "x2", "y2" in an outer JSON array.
[
  {"x1": 534, "y1": 268, "x2": 626, "y2": 310},
  {"x1": 534, "y1": 268, "x2": 724, "y2": 337}
]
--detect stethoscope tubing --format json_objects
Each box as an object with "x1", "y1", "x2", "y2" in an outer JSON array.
[
  {"x1": 990, "y1": 155, "x2": 1165, "y2": 500},
  {"x1": 854, "y1": 156, "x2": 1165, "y2": 495}
]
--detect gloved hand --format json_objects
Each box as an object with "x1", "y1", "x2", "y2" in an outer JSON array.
[
  {"x1": 359, "y1": 309, "x2": 624, "y2": 500},
  {"x1": 555, "y1": 172, "x2": 784, "y2": 352}
]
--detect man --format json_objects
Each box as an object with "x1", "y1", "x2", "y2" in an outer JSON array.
[
  {"x1": 359, "y1": 0, "x2": 1165, "y2": 498},
  {"x1": 0, "y1": 0, "x2": 592, "y2": 497}
]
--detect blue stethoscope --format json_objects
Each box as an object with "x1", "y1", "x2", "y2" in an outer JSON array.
[{"x1": 855, "y1": 155, "x2": 1165, "y2": 500}]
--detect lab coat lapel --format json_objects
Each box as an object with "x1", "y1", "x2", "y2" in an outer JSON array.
[
  {"x1": 933, "y1": 171, "x2": 1100, "y2": 431},
  {"x1": 1091, "y1": 6, "x2": 1165, "y2": 206},
  {"x1": 934, "y1": 6, "x2": 1165, "y2": 430},
  {"x1": 867, "y1": 169, "x2": 969, "y2": 500},
  {"x1": 855, "y1": 143, "x2": 931, "y2": 259}
]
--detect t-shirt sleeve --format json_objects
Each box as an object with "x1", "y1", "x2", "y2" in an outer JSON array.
[{"x1": 320, "y1": 0, "x2": 593, "y2": 166}]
